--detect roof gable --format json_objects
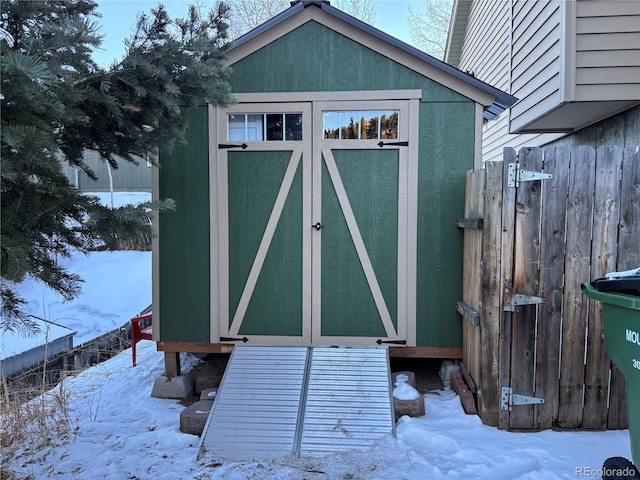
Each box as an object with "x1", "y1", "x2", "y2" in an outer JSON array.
[{"x1": 226, "y1": 0, "x2": 516, "y2": 120}]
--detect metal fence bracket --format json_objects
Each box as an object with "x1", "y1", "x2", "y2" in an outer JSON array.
[
  {"x1": 504, "y1": 293, "x2": 546, "y2": 312},
  {"x1": 508, "y1": 162, "x2": 553, "y2": 187},
  {"x1": 501, "y1": 387, "x2": 545, "y2": 411}
]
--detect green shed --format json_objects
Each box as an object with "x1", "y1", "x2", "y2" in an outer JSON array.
[{"x1": 152, "y1": 1, "x2": 515, "y2": 371}]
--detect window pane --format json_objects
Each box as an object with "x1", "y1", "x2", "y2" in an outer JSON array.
[
  {"x1": 360, "y1": 112, "x2": 379, "y2": 140},
  {"x1": 340, "y1": 112, "x2": 360, "y2": 139},
  {"x1": 323, "y1": 112, "x2": 341, "y2": 139},
  {"x1": 266, "y1": 114, "x2": 283, "y2": 141},
  {"x1": 323, "y1": 110, "x2": 400, "y2": 140},
  {"x1": 228, "y1": 114, "x2": 246, "y2": 141},
  {"x1": 380, "y1": 111, "x2": 398, "y2": 139},
  {"x1": 285, "y1": 114, "x2": 302, "y2": 141},
  {"x1": 246, "y1": 114, "x2": 264, "y2": 141}
]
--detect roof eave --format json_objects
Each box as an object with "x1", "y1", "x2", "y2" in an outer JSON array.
[{"x1": 227, "y1": 0, "x2": 517, "y2": 120}]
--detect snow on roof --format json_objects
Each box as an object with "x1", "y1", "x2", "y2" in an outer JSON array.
[{"x1": 1, "y1": 318, "x2": 76, "y2": 361}]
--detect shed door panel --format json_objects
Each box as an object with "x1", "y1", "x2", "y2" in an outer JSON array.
[
  {"x1": 215, "y1": 99, "x2": 416, "y2": 346},
  {"x1": 318, "y1": 148, "x2": 398, "y2": 339},
  {"x1": 216, "y1": 102, "x2": 312, "y2": 345},
  {"x1": 228, "y1": 150, "x2": 304, "y2": 337},
  {"x1": 312, "y1": 99, "x2": 413, "y2": 345}
]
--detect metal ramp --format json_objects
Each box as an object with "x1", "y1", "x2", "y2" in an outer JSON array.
[{"x1": 198, "y1": 345, "x2": 394, "y2": 460}]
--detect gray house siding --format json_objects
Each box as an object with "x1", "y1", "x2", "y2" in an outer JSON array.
[
  {"x1": 544, "y1": 104, "x2": 640, "y2": 149},
  {"x1": 575, "y1": 1, "x2": 640, "y2": 102},
  {"x1": 446, "y1": 0, "x2": 640, "y2": 161},
  {"x1": 63, "y1": 150, "x2": 152, "y2": 193}
]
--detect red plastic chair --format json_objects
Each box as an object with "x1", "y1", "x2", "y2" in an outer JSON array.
[{"x1": 131, "y1": 313, "x2": 153, "y2": 366}]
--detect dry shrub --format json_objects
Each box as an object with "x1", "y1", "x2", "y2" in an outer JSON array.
[{"x1": 1, "y1": 362, "x2": 78, "y2": 465}]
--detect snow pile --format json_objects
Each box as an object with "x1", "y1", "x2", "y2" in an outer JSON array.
[
  {"x1": 16, "y1": 250, "x2": 151, "y2": 345},
  {"x1": 392, "y1": 373, "x2": 420, "y2": 400},
  {"x1": 2, "y1": 338, "x2": 633, "y2": 480},
  {"x1": 2, "y1": 232, "x2": 635, "y2": 479},
  {"x1": 84, "y1": 191, "x2": 151, "y2": 208}
]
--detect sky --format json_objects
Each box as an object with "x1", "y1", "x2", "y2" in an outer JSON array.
[{"x1": 93, "y1": 0, "x2": 423, "y2": 68}]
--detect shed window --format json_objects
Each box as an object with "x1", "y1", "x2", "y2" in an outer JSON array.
[
  {"x1": 228, "y1": 113, "x2": 303, "y2": 141},
  {"x1": 323, "y1": 111, "x2": 398, "y2": 140}
]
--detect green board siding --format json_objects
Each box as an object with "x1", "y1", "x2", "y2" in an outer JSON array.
[
  {"x1": 320, "y1": 149, "x2": 398, "y2": 337},
  {"x1": 158, "y1": 106, "x2": 210, "y2": 342},
  {"x1": 229, "y1": 21, "x2": 475, "y2": 347},
  {"x1": 159, "y1": 20, "x2": 478, "y2": 347},
  {"x1": 415, "y1": 101, "x2": 474, "y2": 347},
  {"x1": 228, "y1": 151, "x2": 303, "y2": 336},
  {"x1": 230, "y1": 21, "x2": 465, "y2": 103}
]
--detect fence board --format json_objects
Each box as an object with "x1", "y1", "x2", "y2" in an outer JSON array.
[
  {"x1": 466, "y1": 145, "x2": 635, "y2": 431},
  {"x1": 461, "y1": 169, "x2": 484, "y2": 391},
  {"x1": 498, "y1": 150, "x2": 517, "y2": 430},
  {"x1": 618, "y1": 146, "x2": 640, "y2": 273},
  {"x1": 583, "y1": 146, "x2": 623, "y2": 429},
  {"x1": 533, "y1": 147, "x2": 569, "y2": 429},
  {"x1": 557, "y1": 146, "x2": 597, "y2": 428},
  {"x1": 607, "y1": 146, "x2": 639, "y2": 429},
  {"x1": 479, "y1": 161, "x2": 504, "y2": 426},
  {"x1": 509, "y1": 147, "x2": 544, "y2": 429}
]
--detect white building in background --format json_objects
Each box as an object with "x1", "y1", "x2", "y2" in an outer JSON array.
[{"x1": 445, "y1": 0, "x2": 640, "y2": 161}]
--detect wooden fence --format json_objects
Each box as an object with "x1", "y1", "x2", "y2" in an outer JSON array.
[{"x1": 459, "y1": 145, "x2": 639, "y2": 431}]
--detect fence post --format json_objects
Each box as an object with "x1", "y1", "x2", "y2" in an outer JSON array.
[{"x1": 478, "y1": 160, "x2": 505, "y2": 427}]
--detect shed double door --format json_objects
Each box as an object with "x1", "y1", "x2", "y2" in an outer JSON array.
[{"x1": 213, "y1": 99, "x2": 416, "y2": 346}]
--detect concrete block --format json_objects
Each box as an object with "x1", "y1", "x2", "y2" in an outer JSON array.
[
  {"x1": 450, "y1": 371, "x2": 477, "y2": 415},
  {"x1": 180, "y1": 400, "x2": 213, "y2": 436},
  {"x1": 438, "y1": 360, "x2": 460, "y2": 387},
  {"x1": 392, "y1": 371, "x2": 417, "y2": 388},
  {"x1": 393, "y1": 395, "x2": 426, "y2": 421},
  {"x1": 200, "y1": 388, "x2": 218, "y2": 401},
  {"x1": 450, "y1": 371, "x2": 466, "y2": 395},
  {"x1": 150, "y1": 374, "x2": 195, "y2": 399},
  {"x1": 192, "y1": 355, "x2": 228, "y2": 393}
]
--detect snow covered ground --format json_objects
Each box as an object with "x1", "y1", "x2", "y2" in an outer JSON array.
[
  {"x1": 1, "y1": 191, "x2": 635, "y2": 479},
  {"x1": 6, "y1": 249, "x2": 151, "y2": 349},
  {"x1": 2, "y1": 192, "x2": 152, "y2": 354},
  {"x1": 3, "y1": 339, "x2": 633, "y2": 479}
]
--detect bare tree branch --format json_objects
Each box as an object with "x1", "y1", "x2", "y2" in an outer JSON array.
[
  {"x1": 227, "y1": 0, "x2": 290, "y2": 39},
  {"x1": 408, "y1": 0, "x2": 453, "y2": 60},
  {"x1": 333, "y1": 0, "x2": 376, "y2": 24},
  {"x1": 226, "y1": 0, "x2": 377, "y2": 39}
]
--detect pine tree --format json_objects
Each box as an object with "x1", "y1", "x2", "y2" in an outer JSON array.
[{"x1": 0, "y1": 0, "x2": 233, "y2": 332}]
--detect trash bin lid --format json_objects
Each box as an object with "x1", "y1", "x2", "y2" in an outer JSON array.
[{"x1": 592, "y1": 267, "x2": 640, "y2": 296}]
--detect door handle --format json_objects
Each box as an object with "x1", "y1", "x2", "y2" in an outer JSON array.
[{"x1": 313, "y1": 223, "x2": 323, "y2": 231}]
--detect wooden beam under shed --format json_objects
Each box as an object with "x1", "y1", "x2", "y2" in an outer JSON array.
[
  {"x1": 156, "y1": 342, "x2": 461, "y2": 359},
  {"x1": 388, "y1": 346, "x2": 462, "y2": 359},
  {"x1": 157, "y1": 342, "x2": 234, "y2": 354}
]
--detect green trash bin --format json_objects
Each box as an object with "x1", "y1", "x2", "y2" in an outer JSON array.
[{"x1": 582, "y1": 281, "x2": 640, "y2": 479}]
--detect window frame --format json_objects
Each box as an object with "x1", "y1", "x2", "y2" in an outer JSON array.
[{"x1": 227, "y1": 112, "x2": 304, "y2": 142}]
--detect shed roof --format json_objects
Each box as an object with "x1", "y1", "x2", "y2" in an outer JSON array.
[{"x1": 227, "y1": 0, "x2": 516, "y2": 121}]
